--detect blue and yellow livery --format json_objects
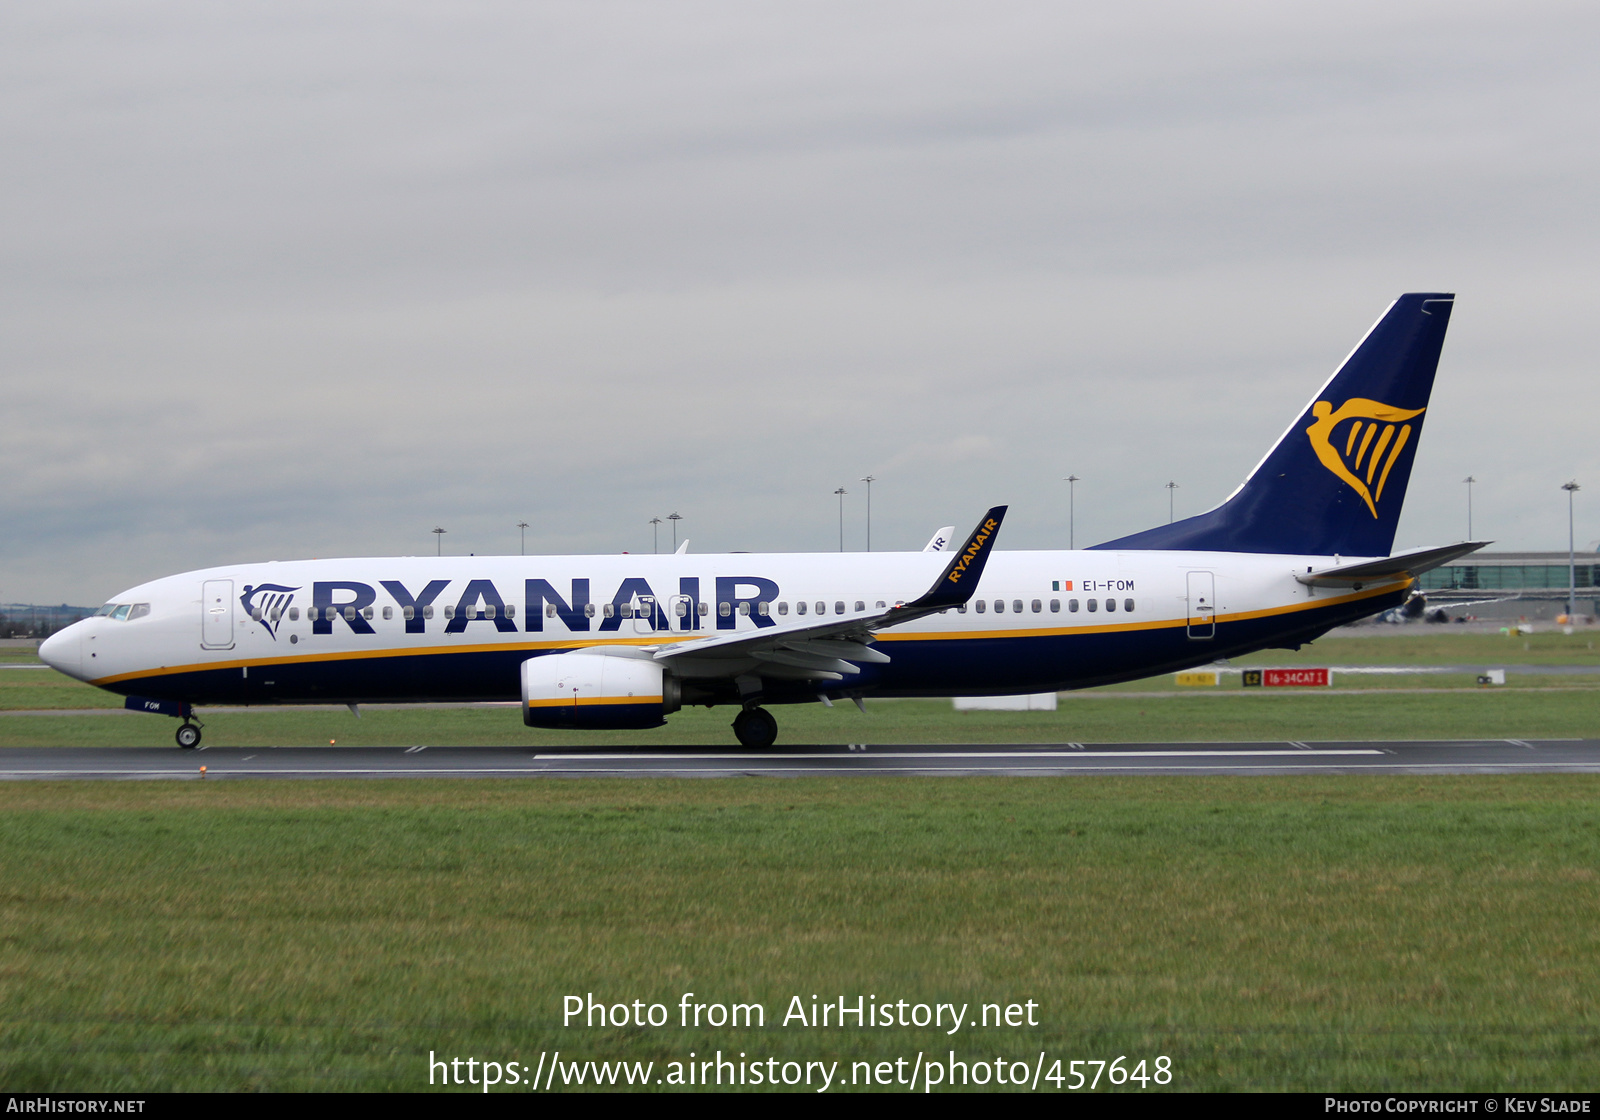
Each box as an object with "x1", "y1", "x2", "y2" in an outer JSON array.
[{"x1": 39, "y1": 294, "x2": 1481, "y2": 749}]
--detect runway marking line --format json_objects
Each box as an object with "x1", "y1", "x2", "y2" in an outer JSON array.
[{"x1": 533, "y1": 749, "x2": 1385, "y2": 760}]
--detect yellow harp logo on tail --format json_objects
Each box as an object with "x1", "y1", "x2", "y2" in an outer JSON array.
[{"x1": 1305, "y1": 398, "x2": 1426, "y2": 517}]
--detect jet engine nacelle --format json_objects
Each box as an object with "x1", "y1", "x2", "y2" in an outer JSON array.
[{"x1": 521, "y1": 651, "x2": 680, "y2": 730}]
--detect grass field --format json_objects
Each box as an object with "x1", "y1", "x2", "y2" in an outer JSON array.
[
  {"x1": 2, "y1": 630, "x2": 1598, "y2": 1093},
  {"x1": 1, "y1": 777, "x2": 1597, "y2": 1092},
  {"x1": 1, "y1": 688, "x2": 1598, "y2": 749},
  {"x1": 3, "y1": 627, "x2": 1599, "y2": 747}
]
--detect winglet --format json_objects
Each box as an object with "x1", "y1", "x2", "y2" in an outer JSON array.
[
  {"x1": 929, "y1": 505, "x2": 1007, "y2": 604},
  {"x1": 871, "y1": 506, "x2": 1006, "y2": 630}
]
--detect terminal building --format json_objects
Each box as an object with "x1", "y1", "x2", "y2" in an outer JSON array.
[{"x1": 1414, "y1": 551, "x2": 1600, "y2": 621}]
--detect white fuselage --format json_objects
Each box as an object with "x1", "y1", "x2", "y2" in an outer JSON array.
[{"x1": 41, "y1": 548, "x2": 1405, "y2": 708}]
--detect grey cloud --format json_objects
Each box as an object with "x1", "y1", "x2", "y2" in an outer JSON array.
[{"x1": 2, "y1": 2, "x2": 1597, "y2": 603}]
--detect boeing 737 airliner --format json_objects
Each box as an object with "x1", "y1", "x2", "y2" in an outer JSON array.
[{"x1": 40, "y1": 293, "x2": 1482, "y2": 748}]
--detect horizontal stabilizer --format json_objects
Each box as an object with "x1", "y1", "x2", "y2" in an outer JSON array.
[{"x1": 1297, "y1": 541, "x2": 1491, "y2": 588}]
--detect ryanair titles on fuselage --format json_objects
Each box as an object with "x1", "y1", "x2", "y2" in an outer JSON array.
[{"x1": 291, "y1": 574, "x2": 774, "y2": 637}]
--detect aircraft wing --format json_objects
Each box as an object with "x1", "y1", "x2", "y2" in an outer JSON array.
[
  {"x1": 1296, "y1": 540, "x2": 1492, "y2": 588},
  {"x1": 653, "y1": 506, "x2": 1006, "y2": 680}
]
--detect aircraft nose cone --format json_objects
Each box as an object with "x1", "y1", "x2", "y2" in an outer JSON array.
[{"x1": 38, "y1": 625, "x2": 85, "y2": 680}]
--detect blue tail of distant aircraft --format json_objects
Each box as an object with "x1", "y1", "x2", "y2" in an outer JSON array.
[{"x1": 1092, "y1": 293, "x2": 1454, "y2": 557}]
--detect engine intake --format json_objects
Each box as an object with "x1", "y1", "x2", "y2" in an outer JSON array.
[{"x1": 521, "y1": 651, "x2": 680, "y2": 730}]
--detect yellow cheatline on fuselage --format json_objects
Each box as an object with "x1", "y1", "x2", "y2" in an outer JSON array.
[
  {"x1": 526, "y1": 695, "x2": 663, "y2": 708},
  {"x1": 88, "y1": 581, "x2": 1404, "y2": 689}
]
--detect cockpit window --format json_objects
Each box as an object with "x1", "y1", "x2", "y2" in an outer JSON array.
[
  {"x1": 127, "y1": 603, "x2": 151, "y2": 620},
  {"x1": 111, "y1": 604, "x2": 132, "y2": 620},
  {"x1": 96, "y1": 603, "x2": 117, "y2": 617},
  {"x1": 98, "y1": 602, "x2": 151, "y2": 621}
]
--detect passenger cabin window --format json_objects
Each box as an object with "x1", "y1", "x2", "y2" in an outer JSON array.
[
  {"x1": 815, "y1": 602, "x2": 825, "y2": 616},
  {"x1": 381, "y1": 606, "x2": 392, "y2": 620},
  {"x1": 719, "y1": 602, "x2": 731, "y2": 617},
  {"x1": 402, "y1": 606, "x2": 413, "y2": 620},
  {"x1": 834, "y1": 601, "x2": 844, "y2": 615},
  {"x1": 957, "y1": 604, "x2": 968, "y2": 613},
  {"x1": 1068, "y1": 599, "x2": 1080, "y2": 612},
  {"x1": 1013, "y1": 600, "x2": 1024, "y2": 614},
  {"x1": 994, "y1": 600, "x2": 1004, "y2": 613},
  {"x1": 506, "y1": 605, "x2": 515, "y2": 619},
  {"x1": 876, "y1": 600, "x2": 886, "y2": 608},
  {"x1": 605, "y1": 603, "x2": 617, "y2": 618},
  {"x1": 289, "y1": 607, "x2": 300, "y2": 621},
  {"x1": 739, "y1": 602, "x2": 750, "y2": 616},
  {"x1": 362, "y1": 606, "x2": 374, "y2": 620},
  {"x1": 698, "y1": 602, "x2": 709, "y2": 616},
  {"x1": 1049, "y1": 599, "x2": 1059, "y2": 612},
  {"x1": 758, "y1": 602, "x2": 770, "y2": 616},
  {"x1": 583, "y1": 603, "x2": 595, "y2": 618},
  {"x1": 1031, "y1": 599, "x2": 1041, "y2": 613},
  {"x1": 796, "y1": 601, "x2": 807, "y2": 616},
  {"x1": 545, "y1": 604, "x2": 557, "y2": 618},
  {"x1": 675, "y1": 600, "x2": 687, "y2": 617},
  {"x1": 343, "y1": 606, "x2": 357, "y2": 622},
  {"x1": 1105, "y1": 598, "x2": 1116, "y2": 612},
  {"x1": 250, "y1": 608, "x2": 262, "y2": 621},
  {"x1": 1124, "y1": 598, "x2": 1135, "y2": 613},
  {"x1": 485, "y1": 605, "x2": 497, "y2": 619},
  {"x1": 1086, "y1": 599, "x2": 1097, "y2": 612},
  {"x1": 778, "y1": 602, "x2": 789, "y2": 616},
  {"x1": 855, "y1": 601, "x2": 865, "y2": 612},
  {"x1": 974, "y1": 600, "x2": 986, "y2": 613},
  {"x1": 423, "y1": 605, "x2": 434, "y2": 619}
]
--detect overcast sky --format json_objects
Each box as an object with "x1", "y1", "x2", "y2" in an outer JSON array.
[{"x1": 3, "y1": 2, "x2": 1597, "y2": 604}]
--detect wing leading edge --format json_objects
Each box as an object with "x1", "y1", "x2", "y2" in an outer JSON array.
[{"x1": 651, "y1": 506, "x2": 1008, "y2": 682}]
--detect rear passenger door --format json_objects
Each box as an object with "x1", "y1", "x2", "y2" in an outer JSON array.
[{"x1": 1186, "y1": 572, "x2": 1215, "y2": 639}]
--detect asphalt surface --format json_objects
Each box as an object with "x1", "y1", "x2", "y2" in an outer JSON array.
[{"x1": 1, "y1": 739, "x2": 1597, "y2": 779}]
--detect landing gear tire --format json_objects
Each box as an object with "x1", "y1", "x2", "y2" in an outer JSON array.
[
  {"x1": 732, "y1": 707, "x2": 778, "y2": 749},
  {"x1": 175, "y1": 723, "x2": 202, "y2": 750}
]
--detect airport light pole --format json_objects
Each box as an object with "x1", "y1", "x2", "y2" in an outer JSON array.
[
  {"x1": 835, "y1": 487, "x2": 847, "y2": 551},
  {"x1": 649, "y1": 517, "x2": 662, "y2": 554},
  {"x1": 859, "y1": 476, "x2": 876, "y2": 551},
  {"x1": 1166, "y1": 480, "x2": 1179, "y2": 524},
  {"x1": 864, "y1": 476, "x2": 876, "y2": 556},
  {"x1": 1063, "y1": 475, "x2": 1080, "y2": 549},
  {"x1": 1463, "y1": 476, "x2": 1475, "y2": 539},
  {"x1": 517, "y1": 520, "x2": 529, "y2": 556},
  {"x1": 1563, "y1": 481, "x2": 1580, "y2": 620},
  {"x1": 667, "y1": 512, "x2": 682, "y2": 552},
  {"x1": 432, "y1": 527, "x2": 446, "y2": 556}
]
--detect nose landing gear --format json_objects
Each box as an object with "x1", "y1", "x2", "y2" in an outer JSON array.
[
  {"x1": 175, "y1": 721, "x2": 203, "y2": 749},
  {"x1": 731, "y1": 707, "x2": 778, "y2": 749}
]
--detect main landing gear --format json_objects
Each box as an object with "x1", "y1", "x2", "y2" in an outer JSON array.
[
  {"x1": 732, "y1": 707, "x2": 778, "y2": 749},
  {"x1": 175, "y1": 721, "x2": 203, "y2": 750}
]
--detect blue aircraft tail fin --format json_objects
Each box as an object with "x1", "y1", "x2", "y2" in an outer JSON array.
[{"x1": 1091, "y1": 293, "x2": 1454, "y2": 557}]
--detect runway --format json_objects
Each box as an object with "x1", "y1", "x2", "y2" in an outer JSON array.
[{"x1": 1, "y1": 739, "x2": 1598, "y2": 779}]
